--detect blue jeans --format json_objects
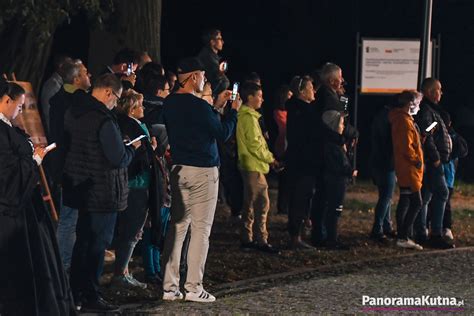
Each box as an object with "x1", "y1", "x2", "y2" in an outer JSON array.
[
  {"x1": 415, "y1": 164, "x2": 449, "y2": 236},
  {"x1": 371, "y1": 170, "x2": 396, "y2": 235},
  {"x1": 70, "y1": 211, "x2": 117, "y2": 301},
  {"x1": 56, "y1": 203, "x2": 78, "y2": 270}
]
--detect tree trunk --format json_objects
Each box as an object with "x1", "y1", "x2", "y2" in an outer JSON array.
[
  {"x1": 0, "y1": 21, "x2": 53, "y2": 94},
  {"x1": 117, "y1": 0, "x2": 162, "y2": 63}
]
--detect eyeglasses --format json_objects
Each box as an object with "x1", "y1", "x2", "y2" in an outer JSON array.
[
  {"x1": 112, "y1": 90, "x2": 121, "y2": 100},
  {"x1": 214, "y1": 37, "x2": 224, "y2": 41}
]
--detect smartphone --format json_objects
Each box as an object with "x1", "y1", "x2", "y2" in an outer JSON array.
[
  {"x1": 126, "y1": 63, "x2": 133, "y2": 76},
  {"x1": 425, "y1": 121, "x2": 438, "y2": 133},
  {"x1": 230, "y1": 82, "x2": 239, "y2": 101},
  {"x1": 125, "y1": 135, "x2": 146, "y2": 146},
  {"x1": 222, "y1": 61, "x2": 228, "y2": 72},
  {"x1": 44, "y1": 142, "x2": 57, "y2": 153}
]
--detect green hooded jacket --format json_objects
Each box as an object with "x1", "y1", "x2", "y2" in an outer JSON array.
[{"x1": 236, "y1": 105, "x2": 274, "y2": 173}]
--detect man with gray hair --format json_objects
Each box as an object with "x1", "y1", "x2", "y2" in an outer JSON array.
[
  {"x1": 48, "y1": 59, "x2": 91, "y2": 272},
  {"x1": 311, "y1": 63, "x2": 358, "y2": 249}
]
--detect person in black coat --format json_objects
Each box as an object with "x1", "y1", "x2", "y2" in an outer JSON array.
[
  {"x1": 311, "y1": 63, "x2": 358, "y2": 247},
  {"x1": 369, "y1": 104, "x2": 396, "y2": 241},
  {"x1": 47, "y1": 59, "x2": 91, "y2": 271},
  {"x1": 197, "y1": 29, "x2": 230, "y2": 97},
  {"x1": 285, "y1": 75, "x2": 319, "y2": 250},
  {"x1": 414, "y1": 78, "x2": 453, "y2": 249},
  {"x1": 319, "y1": 110, "x2": 358, "y2": 250},
  {"x1": 0, "y1": 82, "x2": 76, "y2": 315},
  {"x1": 63, "y1": 74, "x2": 139, "y2": 312},
  {"x1": 111, "y1": 90, "x2": 163, "y2": 289}
]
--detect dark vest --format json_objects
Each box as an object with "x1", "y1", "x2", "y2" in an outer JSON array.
[{"x1": 63, "y1": 96, "x2": 128, "y2": 212}]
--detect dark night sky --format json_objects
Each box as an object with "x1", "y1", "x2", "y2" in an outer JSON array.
[{"x1": 51, "y1": 0, "x2": 474, "y2": 179}]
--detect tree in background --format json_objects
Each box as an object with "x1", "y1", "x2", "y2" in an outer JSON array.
[{"x1": 0, "y1": 0, "x2": 162, "y2": 92}]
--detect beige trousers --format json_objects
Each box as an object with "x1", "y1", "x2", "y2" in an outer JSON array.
[
  {"x1": 240, "y1": 171, "x2": 270, "y2": 245},
  {"x1": 162, "y1": 165, "x2": 219, "y2": 293}
]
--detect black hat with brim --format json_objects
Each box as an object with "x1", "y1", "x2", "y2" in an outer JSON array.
[{"x1": 177, "y1": 57, "x2": 205, "y2": 74}]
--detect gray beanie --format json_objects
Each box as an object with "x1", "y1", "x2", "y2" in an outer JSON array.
[{"x1": 322, "y1": 110, "x2": 343, "y2": 132}]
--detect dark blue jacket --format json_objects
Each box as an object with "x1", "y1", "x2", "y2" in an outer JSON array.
[{"x1": 163, "y1": 93, "x2": 237, "y2": 167}]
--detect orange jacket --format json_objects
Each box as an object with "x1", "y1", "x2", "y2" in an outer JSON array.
[{"x1": 389, "y1": 108, "x2": 424, "y2": 192}]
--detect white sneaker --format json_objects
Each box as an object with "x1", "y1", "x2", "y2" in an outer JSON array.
[
  {"x1": 162, "y1": 290, "x2": 184, "y2": 301},
  {"x1": 185, "y1": 289, "x2": 216, "y2": 303},
  {"x1": 443, "y1": 228, "x2": 454, "y2": 240},
  {"x1": 396, "y1": 239, "x2": 423, "y2": 250}
]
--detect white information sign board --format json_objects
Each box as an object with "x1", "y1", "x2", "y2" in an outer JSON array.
[{"x1": 361, "y1": 39, "x2": 432, "y2": 94}]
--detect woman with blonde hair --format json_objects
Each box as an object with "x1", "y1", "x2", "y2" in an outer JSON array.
[{"x1": 111, "y1": 90, "x2": 162, "y2": 289}]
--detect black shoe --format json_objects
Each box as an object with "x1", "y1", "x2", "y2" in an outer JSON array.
[
  {"x1": 415, "y1": 234, "x2": 429, "y2": 245},
  {"x1": 370, "y1": 232, "x2": 390, "y2": 244},
  {"x1": 311, "y1": 239, "x2": 327, "y2": 248},
  {"x1": 383, "y1": 230, "x2": 397, "y2": 239},
  {"x1": 429, "y1": 235, "x2": 455, "y2": 249},
  {"x1": 256, "y1": 243, "x2": 281, "y2": 254},
  {"x1": 81, "y1": 296, "x2": 120, "y2": 313},
  {"x1": 145, "y1": 274, "x2": 163, "y2": 284},
  {"x1": 325, "y1": 240, "x2": 351, "y2": 250},
  {"x1": 240, "y1": 241, "x2": 257, "y2": 251}
]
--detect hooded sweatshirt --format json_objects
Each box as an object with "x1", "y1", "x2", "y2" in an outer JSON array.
[{"x1": 236, "y1": 105, "x2": 274, "y2": 174}]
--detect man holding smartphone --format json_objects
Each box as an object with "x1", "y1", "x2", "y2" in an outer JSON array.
[
  {"x1": 197, "y1": 29, "x2": 230, "y2": 97},
  {"x1": 414, "y1": 78, "x2": 453, "y2": 249},
  {"x1": 63, "y1": 74, "x2": 140, "y2": 312},
  {"x1": 162, "y1": 57, "x2": 240, "y2": 303}
]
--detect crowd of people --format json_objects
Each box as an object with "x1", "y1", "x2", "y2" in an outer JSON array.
[{"x1": 0, "y1": 28, "x2": 468, "y2": 314}]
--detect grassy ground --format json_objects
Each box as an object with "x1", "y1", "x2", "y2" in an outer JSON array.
[{"x1": 102, "y1": 178, "x2": 474, "y2": 304}]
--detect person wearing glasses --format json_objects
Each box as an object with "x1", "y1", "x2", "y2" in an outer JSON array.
[
  {"x1": 161, "y1": 57, "x2": 240, "y2": 303},
  {"x1": 197, "y1": 29, "x2": 230, "y2": 97},
  {"x1": 63, "y1": 73, "x2": 140, "y2": 313},
  {"x1": 0, "y1": 80, "x2": 76, "y2": 315}
]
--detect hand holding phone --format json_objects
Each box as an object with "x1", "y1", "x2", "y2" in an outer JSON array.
[
  {"x1": 126, "y1": 63, "x2": 133, "y2": 76},
  {"x1": 230, "y1": 82, "x2": 239, "y2": 101},
  {"x1": 44, "y1": 142, "x2": 57, "y2": 153},
  {"x1": 220, "y1": 61, "x2": 228, "y2": 72}
]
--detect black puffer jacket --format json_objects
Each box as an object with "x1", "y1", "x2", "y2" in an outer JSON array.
[
  {"x1": 415, "y1": 98, "x2": 452, "y2": 163},
  {"x1": 63, "y1": 90, "x2": 132, "y2": 212}
]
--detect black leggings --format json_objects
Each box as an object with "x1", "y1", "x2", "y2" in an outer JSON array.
[{"x1": 396, "y1": 188, "x2": 422, "y2": 240}]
